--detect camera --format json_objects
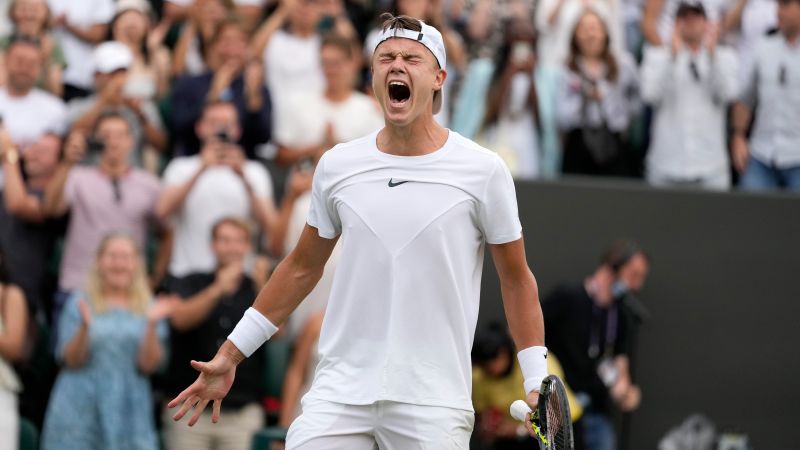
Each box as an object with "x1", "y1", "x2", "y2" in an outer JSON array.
[{"x1": 215, "y1": 130, "x2": 231, "y2": 144}]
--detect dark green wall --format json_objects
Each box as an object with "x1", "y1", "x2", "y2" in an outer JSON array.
[{"x1": 478, "y1": 177, "x2": 800, "y2": 449}]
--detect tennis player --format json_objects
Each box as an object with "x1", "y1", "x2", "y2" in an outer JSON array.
[{"x1": 169, "y1": 14, "x2": 547, "y2": 449}]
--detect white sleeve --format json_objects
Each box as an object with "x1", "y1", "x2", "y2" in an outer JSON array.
[
  {"x1": 92, "y1": 0, "x2": 116, "y2": 23},
  {"x1": 245, "y1": 163, "x2": 272, "y2": 199},
  {"x1": 162, "y1": 159, "x2": 193, "y2": 187},
  {"x1": 479, "y1": 156, "x2": 522, "y2": 244},
  {"x1": 640, "y1": 45, "x2": 672, "y2": 105},
  {"x1": 709, "y1": 47, "x2": 740, "y2": 103},
  {"x1": 306, "y1": 154, "x2": 341, "y2": 239}
]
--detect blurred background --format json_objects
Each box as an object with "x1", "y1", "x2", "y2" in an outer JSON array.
[{"x1": 0, "y1": 0, "x2": 798, "y2": 449}]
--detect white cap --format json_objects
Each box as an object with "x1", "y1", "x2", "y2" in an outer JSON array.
[
  {"x1": 372, "y1": 19, "x2": 447, "y2": 114},
  {"x1": 116, "y1": 0, "x2": 151, "y2": 15},
  {"x1": 92, "y1": 41, "x2": 133, "y2": 74}
]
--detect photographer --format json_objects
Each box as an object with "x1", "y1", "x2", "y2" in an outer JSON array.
[
  {"x1": 157, "y1": 101, "x2": 276, "y2": 282},
  {"x1": 541, "y1": 240, "x2": 649, "y2": 450},
  {"x1": 43, "y1": 111, "x2": 161, "y2": 329},
  {"x1": 67, "y1": 41, "x2": 167, "y2": 170}
]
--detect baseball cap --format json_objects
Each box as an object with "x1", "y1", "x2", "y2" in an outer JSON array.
[
  {"x1": 93, "y1": 41, "x2": 134, "y2": 74},
  {"x1": 676, "y1": 0, "x2": 706, "y2": 17},
  {"x1": 372, "y1": 17, "x2": 447, "y2": 114}
]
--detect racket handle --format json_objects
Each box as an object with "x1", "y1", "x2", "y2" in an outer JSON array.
[{"x1": 510, "y1": 400, "x2": 532, "y2": 422}]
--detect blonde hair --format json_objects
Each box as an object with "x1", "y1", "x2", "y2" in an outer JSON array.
[{"x1": 85, "y1": 233, "x2": 152, "y2": 315}]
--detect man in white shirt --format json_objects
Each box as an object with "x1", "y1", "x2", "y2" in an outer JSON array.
[
  {"x1": 157, "y1": 101, "x2": 276, "y2": 279},
  {"x1": 642, "y1": 1, "x2": 739, "y2": 189},
  {"x1": 731, "y1": 0, "x2": 800, "y2": 191},
  {"x1": 169, "y1": 14, "x2": 547, "y2": 449},
  {"x1": 0, "y1": 35, "x2": 66, "y2": 146}
]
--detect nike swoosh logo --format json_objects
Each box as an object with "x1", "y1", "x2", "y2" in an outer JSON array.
[{"x1": 388, "y1": 178, "x2": 409, "y2": 187}]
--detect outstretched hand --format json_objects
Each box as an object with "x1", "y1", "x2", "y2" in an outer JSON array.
[{"x1": 167, "y1": 350, "x2": 238, "y2": 426}]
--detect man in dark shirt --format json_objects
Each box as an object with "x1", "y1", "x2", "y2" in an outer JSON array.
[
  {"x1": 171, "y1": 19, "x2": 272, "y2": 159},
  {"x1": 161, "y1": 217, "x2": 265, "y2": 450},
  {"x1": 542, "y1": 240, "x2": 649, "y2": 450}
]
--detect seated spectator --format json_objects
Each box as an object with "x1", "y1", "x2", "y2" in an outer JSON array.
[
  {"x1": 0, "y1": 34, "x2": 66, "y2": 146},
  {"x1": 158, "y1": 101, "x2": 276, "y2": 279},
  {"x1": 67, "y1": 41, "x2": 168, "y2": 169},
  {"x1": 273, "y1": 33, "x2": 383, "y2": 168},
  {"x1": 161, "y1": 217, "x2": 265, "y2": 450},
  {"x1": 479, "y1": 19, "x2": 543, "y2": 180},
  {"x1": 642, "y1": 1, "x2": 738, "y2": 190},
  {"x1": 48, "y1": 0, "x2": 115, "y2": 101},
  {"x1": 0, "y1": 126, "x2": 65, "y2": 316},
  {"x1": 471, "y1": 323, "x2": 534, "y2": 450},
  {"x1": 0, "y1": 244, "x2": 28, "y2": 450},
  {"x1": 43, "y1": 112, "x2": 162, "y2": 325},
  {"x1": 542, "y1": 240, "x2": 648, "y2": 450},
  {"x1": 557, "y1": 9, "x2": 640, "y2": 176},
  {"x1": 41, "y1": 233, "x2": 170, "y2": 450},
  {"x1": 364, "y1": 0, "x2": 466, "y2": 126},
  {"x1": 110, "y1": 0, "x2": 172, "y2": 100},
  {"x1": 171, "y1": 18, "x2": 271, "y2": 158},
  {"x1": 0, "y1": 0, "x2": 66, "y2": 97},
  {"x1": 731, "y1": 0, "x2": 800, "y2": 191},
  {"x1": 472, "y1": 323, "x2": 584, "y2": 450},
  {"x1": 536, "y1": 0, "x2": 626, "y2": 66},
  {"x1": 171, "y1": 0, "x2": 235, "y2": 77}
]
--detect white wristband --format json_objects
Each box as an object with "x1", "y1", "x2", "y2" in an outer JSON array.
[
  {"x1": 227, "y1": 308, "x2": 279, "y2": 357},
  {"x1": 518, "y1": 346, "x2": 549, "y2": 394}
]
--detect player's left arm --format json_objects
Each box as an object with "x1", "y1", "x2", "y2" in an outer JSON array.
[{"x1": 490, "y1": 237, "x2": 545, "y2": 417}]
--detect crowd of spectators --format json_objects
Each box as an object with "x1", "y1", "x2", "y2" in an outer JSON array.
[{"x1": 0, "y1": 0, "x2": 798, "y2": 448}]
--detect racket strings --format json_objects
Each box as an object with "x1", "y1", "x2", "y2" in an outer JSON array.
[{"x1": 545, "y1": 386, "x2": 570, "y2": 449}]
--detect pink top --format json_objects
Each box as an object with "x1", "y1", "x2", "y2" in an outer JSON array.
[{"x1": 58, "y1": 166, "x2": 160, "y2": 291}]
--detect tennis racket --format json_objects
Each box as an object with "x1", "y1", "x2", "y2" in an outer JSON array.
[{"x1": 510, "y1": 375, "x2": 574, "y2": 450}]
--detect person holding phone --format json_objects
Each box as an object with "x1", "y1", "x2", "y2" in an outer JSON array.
[
  {"x1": 479, "y1": 19, "x2": 543, "y2": 180},
  {"x1": 67, "y1": 41, "x2": 167, "y2": 170},
  {"x1": 157, "y1": 101, "x2": 277, "y2": 284}
]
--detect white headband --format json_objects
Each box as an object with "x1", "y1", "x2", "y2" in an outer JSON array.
[{"x1": 372, "y1": 21, "x2": 447, "y2": 70}]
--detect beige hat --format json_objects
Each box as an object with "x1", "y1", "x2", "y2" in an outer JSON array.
[{"x1": 93, "y1": 41, "x2": 134, "y2": 74}]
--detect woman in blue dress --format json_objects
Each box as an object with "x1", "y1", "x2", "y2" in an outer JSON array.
[{"x1": 42, "y1": 233, "x2": 171, "y2": 450}]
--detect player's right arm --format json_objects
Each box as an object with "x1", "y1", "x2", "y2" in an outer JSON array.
[{"x1": 168, "y1": 224, "x2": 338, "y2": 425}]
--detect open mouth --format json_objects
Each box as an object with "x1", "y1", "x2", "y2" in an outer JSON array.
[{"x1": 388, "y1": 81, "x2": 411, "y2": 106}]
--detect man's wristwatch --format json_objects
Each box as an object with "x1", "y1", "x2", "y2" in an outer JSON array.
[{"x1": 4, "y1": 148, "x2": 19, "y2": 164}]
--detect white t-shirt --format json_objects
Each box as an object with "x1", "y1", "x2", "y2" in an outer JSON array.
[
  {"x1": 263, "y1": 30, "x2": 324, "y2": 114},
  {"x1": 274, "y1": 91, "x2": 384, "y2": 150},
  {"x1": 0, "y1": 88, "x2": 66, "y2": 145},
  {"x1": 163, "y1": 156, "x2": 273, "y2": 277},
  {"x1": 49, "y1": 0, "x2": 115, "y2": 89},
  {"x1": 305, "y1": 130, "x2": 523, "y2": 411}
]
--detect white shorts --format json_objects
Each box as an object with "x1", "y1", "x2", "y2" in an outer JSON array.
[{"x1": 286, "y1": 397, "x2": 474, "y2": 450}]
